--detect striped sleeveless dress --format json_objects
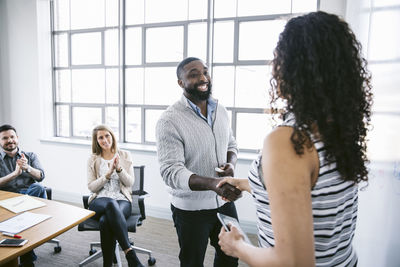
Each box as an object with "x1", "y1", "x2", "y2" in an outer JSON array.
[{"x1": 248, "y1": 114, "x2": 358, "y2": 266}]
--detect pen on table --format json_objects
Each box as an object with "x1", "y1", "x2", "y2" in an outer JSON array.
[
  {"x1": 2, "y1": 232, "x2": 22, "y2": 239},
  {"x1": 12, "y1": 199, "x2": 25, "y2": 207}
]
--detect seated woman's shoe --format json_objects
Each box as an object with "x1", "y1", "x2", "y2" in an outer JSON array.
[{"x1": 125, "y1": 249, "x2": 144, "y2": 267}]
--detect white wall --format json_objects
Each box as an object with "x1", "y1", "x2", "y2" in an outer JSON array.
[{"x1": 1, "y1": 1, "x2": 399, "y2": 266}]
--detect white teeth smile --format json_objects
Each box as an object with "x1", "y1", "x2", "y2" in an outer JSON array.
[{"x1": 199, "y1": 84, "x2": 207, "y2": 90}]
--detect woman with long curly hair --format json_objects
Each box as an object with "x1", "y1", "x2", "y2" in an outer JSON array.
[{"x1": 217, "y1": 11, "x2": 373, "y2": 266}]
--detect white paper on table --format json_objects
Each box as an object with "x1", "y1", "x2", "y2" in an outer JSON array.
[
  {"x1": 0, "y1": 195, "x2": 46, "y2": 213},
  {"x1": 0, "y1": 211, "x2": 52, "y2": 234}
]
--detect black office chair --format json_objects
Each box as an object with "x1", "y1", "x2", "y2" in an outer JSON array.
[
  {"x1": 44, "y1": 187, "x2": 62, "y2": 253},
  {"x1": 77, "y1": 165, "x2": 156, "y2": 267}
]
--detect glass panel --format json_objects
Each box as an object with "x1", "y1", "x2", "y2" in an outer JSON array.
[
  {"x1": 126, "y1": 68, "x2": 144, "y2": 104},
  {"x1": 105, "y1": 29, "x2": 119, "y2": 66},
  {"x1": 71, "y1": 32, "x2": 102, "y2": 65},
  {"x1": 236, "y1": 113, "x2": 273, "y2": 151},
  {"x1": 126, "y1": 107, "x2": 141, "y2": 142},
  {"x1": 145, "y1": 67, "x2": 180, "y2": 105},
  {"x1": 54, "y1": 33, "x2": 68, "y2": 67},
  {"x1": 235, "y1": 65, "x2": 270, "y2": 108},
  {"x1": 189, "y1": 0, "x2": 208, "y2": 20},
  {"x1": 72, "y1": 69, "x2": 105, "y2": 103},
  {"x1": 55, "y1": 70, "x2": 71, "y2": 102},
  {"x1": 56, "y1": 105, "x2": 70, "y2": 137},
  {"x1": 212, "y1": 66, "x2": 235, "y2": 107},
  {"x1": 239, "y1": 20, "x2": 286, "y2": 61},
  {"x1": 368, "y1": 114, "x2": 400, "y2": 161},
  {"x1": 106, "y1": 68, "x2": 119, "y2": 104},
  {"x1": 105, "y1": 0, "x2": 119, "y2": 27},
  {"x1": 145, "y1": 109, "x2": 165, "y2": 143},
  {"x1": 369, "y1": 10, "x2": 400, "y2": 61},
  {"x1": 237, "y1": 0, "x2": 291, "y2": 16},
  {"x1": 125, "y1": 27, "x2": 142, "y2": 65},
  {"x1": 146, "y1": 26, "x2": 184, "y2": 63},
  {"x1": 70, "y1": 0, "x2": 105, "y2": 30},
  {"x1": 188, "y1": 23, "x2": 207, "y2": 60},
  {"x1": 292, "y1": 0, "x2": 318, "y2": 13},
  {"x1": 213, "y1": 21, "x2": 234, "y2": 63},
  {"x1": 126, "y1": 0, "x2": 144, "y2": 25},
  {"x1": 72, "y1": 107, "x2": 102, "y2": 137},
  {"x1": 145, "y1": 0, "x2": 188, "y2": 23},
  {"x1": 370, "y1": 63, "x2": 400, "y2": 113},
  {"x1": 105, "y1": 106, "x2": 120, "y2": 140},
  {"x1": 53, "y1": 0, "x2": 70, "y2": 31},
  {"x1": 373, "y1": 0, "x2": 400, "y2": 7},
  {"x1": 214, "y1": 0, "x2": 236, "y2": 18}
]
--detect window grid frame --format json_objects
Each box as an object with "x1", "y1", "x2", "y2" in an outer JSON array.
[{"x1": 51, "y1": 0, "x2": 319, "y2": 151}]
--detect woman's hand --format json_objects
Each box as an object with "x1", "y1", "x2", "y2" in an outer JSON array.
[
  {"x1": 216, "y1": 178, "x2": 251, "y2": 201},
  {"x1": 218, "y1": 225, "x2": 244, "y2": 257},
  {"x1": 113, "y1": 155, "x2": 122, "y2": 173}
]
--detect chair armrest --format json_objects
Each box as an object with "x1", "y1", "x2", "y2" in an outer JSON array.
[{"x1": 135, "y1": 192, "x2": 149, "y2": 223}]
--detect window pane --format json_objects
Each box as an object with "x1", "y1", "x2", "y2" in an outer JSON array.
[
  {"x1": 145, "y1": 0, "x2": 188, "y2": 23},
  {"x1": 71, "y1": 32, "x2": 102, "y2": 65},
  {"x1": 214, "y1": 0, "x2": 236, "y2": 18},
  {"x1": 125, "y1": 27, "x2": 142, "y2": 65},
  {"x1": 292, "y1": 0, "x2": 318, "y2": 13},
  {"x1": 213, "y1": 21, "x2": 234, "y2": 63},
  {"x1": 72, "y1": 69, "x2": 105, "y2": 103},
  {"x1": 188, "y1": 23, "x2": 207, "y2": 60},
  {"x1": 236, "y1": 113, "x2": 273, "y2": 150},
  {"x1": 55, "y1": 70, "x2": 71, "y2": 102},
  {"x1": 145, "y1": 67, "x2": 180, "y2": 105},
  {"x1": 368, "y1": 114, "x2": 400, "y2": 161},
  {"x1": 126, "y1": 68, "x2": 144, "y2": 104},
  {"x1": 189, "y1": 0, "x2": 207, "y2": 20},
  {"x1": 239, "y1": 20, "x2": 286, "y2": 61},
  {"x1": 105, "y1": 0, "x2": 119, "y2": 27},
  {"x1": 106, "y1": 68, "x2": 119, "y2": 104},
  {"x1": 237, "y1": 0, "x2": 291, "y2": 16},
  {"x1": 56, "y1": 105, "x2": 70, "y2": 136},
  {"x1": 105, "y1": 29, "x2": 119, "y2": 66},
  {"x1": 146, "y1": 26, "x2": 184, "y2": 63},
  {"x1": 370, "y1": 63, "x2": 400, "y2": 113},
  {"x1": 54, "y1": 33, "x2": 68, "y2": 67},
  {"x1": 54, "y1": 0, "x2": 70, "y2": 31},
  {"x1": 212, "y1": 66, "x2": 235, "y2": 107},
  {"x1": 126, "y1": 107, "x2": 141, "y2": 142},
  {"x1": 126, "y1": 0, "x2": 144, "y2": 25},
  {"x1": 369, "y1": 10, "x2": 400, "y2": 61},
  {"x1": 373, "y1": 0, "x2": 400, "y2": 7},
  {"x1": 105, "y1": 106, "x2": 120, "y2": 140},
  {"x1": 72, "y1": 107, "x2": 102, "y2": 137},
  {"x1": 70, "y1": 0, "x2": 105, "y2": 30},
  {"x1": 145, "y1": 109, "x2": 165, "y2": 143},
  {"x1": 235, "y1": 65, "x2": 270, "y2": 108}
]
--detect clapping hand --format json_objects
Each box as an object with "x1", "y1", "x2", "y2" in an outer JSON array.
[{"x1": 16, "y1": 153, "x2": 29, "y2": 172}]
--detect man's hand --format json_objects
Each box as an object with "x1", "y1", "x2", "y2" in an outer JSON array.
[
  {"x1": 16, "y1": 153, "x2": 29, "y2": 171},
  {"x1": 214, "y1": 180, "x2": 242, "y2": 201},
  {"x1": 216, "y1": 163, "x2": 235, "y2": 177},
  {"x1": 14, "y1": 162, "x2": 23, "y2": 176}
]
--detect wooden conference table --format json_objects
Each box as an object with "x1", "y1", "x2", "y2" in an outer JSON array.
[{"x1": 0, "y1": 190, "x2": 95, "y2": 267}]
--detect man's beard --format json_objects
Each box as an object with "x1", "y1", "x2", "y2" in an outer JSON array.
[
  {"x1": 185, "y1": 82, "x2": 212, "y2": 101},
  {"x1": 1, "y1": 142, "x2": 17, "y2": 152}
]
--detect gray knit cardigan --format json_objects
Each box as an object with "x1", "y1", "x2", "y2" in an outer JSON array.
[{"x1": 156, "y1": 95, "x2": 238, "y2": 210}]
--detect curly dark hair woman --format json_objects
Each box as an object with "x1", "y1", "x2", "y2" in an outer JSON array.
[
  {"x1": 271, "y1": 11, "x2": 373, "y2": 183},
  {"x1": 218, "y1": 11, "x2": 373, "y2": 266}
]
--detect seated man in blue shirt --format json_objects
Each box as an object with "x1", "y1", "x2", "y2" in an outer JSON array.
[{"x1": 0, "y1": 124, "x2": 47, "y2": 267}]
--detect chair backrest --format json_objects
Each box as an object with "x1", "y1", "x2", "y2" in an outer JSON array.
[{"x1": 132, "y1": 165, "x2": 145, "y2": 195}]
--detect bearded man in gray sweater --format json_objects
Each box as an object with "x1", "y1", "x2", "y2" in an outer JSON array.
[{"x1": 156, "y1": 57, "x2": 241, "y2": 267}]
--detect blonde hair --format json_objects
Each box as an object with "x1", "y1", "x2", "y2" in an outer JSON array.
[{"x1": 91, "y1": 125, "x2": 118, "y2": 155}]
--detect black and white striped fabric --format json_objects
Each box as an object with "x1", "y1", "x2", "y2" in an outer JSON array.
[{"x1": 248, "y1": 115, "x2": 358, "y2": 267}]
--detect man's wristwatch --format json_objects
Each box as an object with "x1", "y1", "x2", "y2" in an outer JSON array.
[{"x1": 26, "y1": 166, "x2": 32, "y2": 173}]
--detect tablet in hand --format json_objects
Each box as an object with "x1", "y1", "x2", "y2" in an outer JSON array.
[{"x1": 217, "y1": 213, "x2": 251, "y2": 244}]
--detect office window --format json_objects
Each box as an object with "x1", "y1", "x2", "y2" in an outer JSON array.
[{"x1": 51, "y1": 0, "x2": 318, "y2": 151}]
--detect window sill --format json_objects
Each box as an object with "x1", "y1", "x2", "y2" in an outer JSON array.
[{"x1": 40, "y1": 137, "x2": 258, "y2": 161}]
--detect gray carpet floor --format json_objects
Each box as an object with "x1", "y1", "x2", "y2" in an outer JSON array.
[{"x1": 33, "y1": 215, "x2": 257, "y2": 267}]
